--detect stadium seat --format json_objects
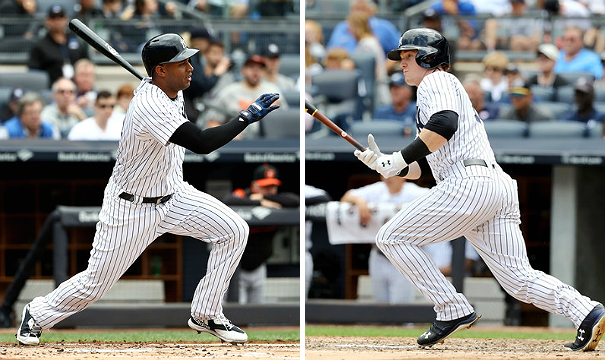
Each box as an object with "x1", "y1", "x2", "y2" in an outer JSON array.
[
  {"x1": 483, "y1": 119, "x2": 528, "y2": 138},
  {"x1": 557, "y1": 71, "x2": 595, "y2": 85},
  {"x1": 0, "y1": 71, "x2": 49, "y2": 92},
  {"x1": 555, "y1": 85, "x2": 574, "y2": 103},
  {"x1": 278, "y1": 54, "x2": 300, "y2": 79},
  {"x1": 260, "y1": 109, "x2": 299, "y2": 139},
  {"x1": 349, "y1": 51, "x2": 376, "y2": 114},
  {"x1": 347, "y1": 120, "x2": 406, "y2": 138},
  {"x1": 281, "y1": 89, "x2": 300, "y2": 107},
  {"x1": 311, "y1": 69, "x2": 362, "y2": 128},
  {"x1": 593, "y1": 102, "x2": 605, "y2": 113},
  {"x1": 528, "y1": 120, "x2": 587, "y2": 138},
  {"x1": 587, "y1": 122, "x2": 603, "y2": 138},
  {"x1": 595, "y1": 87, "x2": 605, "y2": 103},
  {"x1": 535, "y1": 101, "x2": 572, "y2": 119},
  {"x1": 530, "y1": 86, "x2": 555, "y2": 102}
]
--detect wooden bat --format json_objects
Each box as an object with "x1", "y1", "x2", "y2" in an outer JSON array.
[
  {"x1": 305, "y1": 100, "x2": 366, "y2": 151},
  {"x1": 69, "y1": 19, "x2": 144, "y2": 80}
]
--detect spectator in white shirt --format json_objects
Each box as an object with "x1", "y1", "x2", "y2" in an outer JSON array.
[{"x1": 68, "y1": 90, "x2": 122, "y2": 140}]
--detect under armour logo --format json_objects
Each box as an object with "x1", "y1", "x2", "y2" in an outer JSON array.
[
  {"x1": 381, "y1": 160, "x2": 391, "y2": 167},
  {"x1": 578, "y1": 328, "x2": 585, "y2": 341},
  {"x1": 423, "y1": 332, "x2": 431, "y2": 339}
]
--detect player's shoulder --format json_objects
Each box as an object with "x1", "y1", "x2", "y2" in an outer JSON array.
[{"x1": 418, "y1": 71, "x2": 460, "y2": 93}]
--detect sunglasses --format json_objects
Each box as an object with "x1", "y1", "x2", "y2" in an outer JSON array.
[{"x1": 98, "y1": 104, "x2": 115, "y2": 109}]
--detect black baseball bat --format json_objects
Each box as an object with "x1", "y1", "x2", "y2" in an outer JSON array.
[{"x1": 69, "y1": 19, "x2": 144, "y2": 80}]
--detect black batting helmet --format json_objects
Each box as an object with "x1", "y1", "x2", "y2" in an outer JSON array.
[
  {"x1": 141, "y1": 33, "x2": 199, "y2": 76},
  {"x1": 387, "y1": 28, "x2": 450, "y2": 69}
]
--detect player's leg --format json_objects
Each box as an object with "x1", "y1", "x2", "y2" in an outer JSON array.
[
  {"x1": 465, "y1": 174, "x2": 604, "y2": 351},
  {"x1": 19, "y1": 199, "x2": 161, "y2": 345},
  {"x1": 376, "y1": 176, "x2": 500, "y2": 345},
  {"x1": 162, "y1": 184, "x2": 248, "y2": 343},
  {"x1": 246, "y1": 264, "x2": 266, "y2": 304}
]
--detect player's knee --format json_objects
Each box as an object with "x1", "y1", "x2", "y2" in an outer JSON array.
[{"x1": 228, "y1": 216, "x2": 249, "y2": 248}]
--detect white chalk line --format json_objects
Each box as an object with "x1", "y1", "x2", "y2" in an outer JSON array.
[{"x1": 335, "y1": 343, "x2": 417, "y2": 350}]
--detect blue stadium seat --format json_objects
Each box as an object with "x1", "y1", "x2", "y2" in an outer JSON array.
[
  {"x1": 483, "y1": 119, "x2": 528, "y2": 138},
  {"x1": 530, "y1": 86, "x2": 555, "y2": 102},
  {"x1": 278, "y1": 54, "x2": 300, "y2": 79},
  {"x1": 555, "y1": 85, "x2": 574, "y2": 103},
  {"x1": 557, "y1": 71, "x2": 595, "y2": 85},
  {"x1": 0, "y1": 71, "x2": 49, "y2": 92},
  {"x1": 347, "y1": 120, "x2": 406, "y2": 138},
  {"x1": 260, "y1": 109, "x2": 299, "y2": 139},
  {"x1": 535, "y1": 102, "x2": 572, "y2": 119},
  {"x1": 528, "y1": 120, "x2": 587, "y2": 138},
  {"x1": 311, "y1": 69, "x2": 362, "y2": 129}
]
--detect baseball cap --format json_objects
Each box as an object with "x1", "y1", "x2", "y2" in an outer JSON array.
[
  {"x1": 189, "y1": 26, "x2": 211, "y2": 40},
  {"x1": 537, "y1": 43, "x2": 559, "y2": 61},
  {"x1": 389, "y1": 72, "x2": 407, "y2": 87},
  {"x1": 253, "y1": 163, "x2": 281, "y2": 187},
  {"x1": 544, "y1": 0, "x2": 559, "y2": 14},
  {"x1": 9, "y1": 88, "x2": 24, "y2": 102},
  {"x1": 574, "y1": 77, "x2": 594, "y2": 94},
  {"x1": 509, "y1": 79, "x2": 532, "y2": 97},
  {"x1": 422, "y1": 8, "x2": 440, "y2": 20},
  {"x1": 504, "y1": 63, "x2": 519, "y2": 75},
  {"x1": 262, "y1": 43, "x2": 280, "y2": 58},
  {"x1": 244, "y1": 54, "x2": 265, "y2": 67},
  {"x1": 48, "y1": 4, "x2": 66, "y2": 18}
]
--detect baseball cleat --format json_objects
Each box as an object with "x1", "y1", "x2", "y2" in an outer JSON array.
[
  {"x1": 188, "y1": 314, "x2": 248, "y2": 344},
  {"x1": 565, "y1": 304, "x2": 605, "y2": 351},
  {"x1": 15, "y1": 304, "x2": 42, "y2": 346},
  {"x1": 417, "y1": 312, "x2": 480, "y2": 347}
]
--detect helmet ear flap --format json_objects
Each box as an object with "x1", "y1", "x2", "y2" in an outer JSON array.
[{"x1": 418, "y1": 53, "x2": 436, "y2": 69}]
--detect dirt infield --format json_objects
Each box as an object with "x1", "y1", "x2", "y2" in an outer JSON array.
[
  {"x1": 0, "y1": 341, "x2": 300, "y2": 359},
  {"x1": 306, "y1": 335, "x2": 605, "y2": 360}
]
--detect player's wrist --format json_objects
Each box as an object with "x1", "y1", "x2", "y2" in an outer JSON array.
[{"x1": 392, "y1": 151, "x2": 408, "y2": 170}]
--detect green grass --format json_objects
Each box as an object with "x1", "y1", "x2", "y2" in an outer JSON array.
[
  {"x1": 305, "y1": 325, "x2": 575, "y2": 341},
  {"x1": 0, "y1": 329, "x2": 299, "y2": 344}
]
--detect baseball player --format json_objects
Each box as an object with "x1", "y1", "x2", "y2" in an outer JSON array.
[
  {"x1": 355, "y1": 28, "x2": 605, "y2": 351},
  {"x1": 16, "y1": 33, "x2": 280, "y2": 346}
]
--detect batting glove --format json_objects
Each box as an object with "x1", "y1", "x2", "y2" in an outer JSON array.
[
  {"x1": 376, "y1": 151, "x2": 408, "y2": 178},
  {"x1": 354, "y1": 134, "x2": 382, "y2": 169},
  {"x1": 239, "y1": 93, "x2": 280, "y2": 124}
]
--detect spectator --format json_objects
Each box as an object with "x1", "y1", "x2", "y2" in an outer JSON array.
[
  {"x1": 202, "y1": 54, "x2": 284, "y2": 139},
  {"x1": 326, "y1": 0, "x2": 400, "y2": 58},
  {"x1": 372, "y1": 72, "x2": 416, "y2": 133},
  {"x1": 420, "y1": 8, "x2": 457, "y2": 67},
  {"x1": 75, "y1": 0, "x2": 103, "y2": 22},
  {"x1": 563, "y1": 77, "x2": 605, "y2": 125},
  {"x1": 322, "y1": 48, "x2": 355, "y2": 70},
  {"x1": 113, "y1": 83, "x2": 135, "y2": 116},
  {"x1": 121, "y1": 0, "x2": 163, "y2": 51},
  {"x1": 430, "y1": 0, "x2": 483, "y2": 51},
  {"x1": 305, "y1": 19, "x2": 326, "y2": 60},
  {"x1": 544, "y1": 0, "x2": 592, "y2": 42},
  {"x1": 504, "y1": 63, "x2": 525, "y2": 88},
  {"x1": 97, "y1": 0, "x2": 130, "y2": 51},
  {"x1": 0, "y1": 0, "x2": 37, "y2": 37},
  {"x1": 222, "y1": 163, "x2": 299, "y2": 304},
  {"x1": 28, "y1": 5, "x2": 89, "y2": 85},
  {"x1": 484, "y1": 0, "x2": 541, "y2": 52},
  {"x1": 67, "y1": 90, "x2": 122, "y2": 140},
  {"x1": 4, "y1": 92, "x2": 59, "y2": 139},
  {"x1": 347, "y1": 11, "x2": 389, "y2": 106},
  {"x1": 260, "y1": 43, "x2": 296, "y2": 91},
  {"x1": 463, "y1": 75, "x2": 500, "y2": 121},
  {"x1": 469, "y1": 0, "x2": 511, "y2": 16},
  {"x1": 41, "y1": 77, "x2": 87, "y2": 137},
  {"x1": 500, "y1": 79, "x2": 555, "y2": 123},
  {"x1": 554, "y1": 26, "x2": 603, "y2": 80},
  {"x1": 101, "y1": 0, "x2": 123, "y2": 17},
  {"x1": 340, "y1": 176, "x2": 478, "y2": 303},
  {"x1": 480, "y1": 51, "x2": 510, "y2": 103},
  {"x1": 1, "y1": 88, "x2": 25, "y2": 123},
  {"x1": 73, "y1": 59, "x2": 98, "y2": 117},
  {"x1": 527, "y1": 43, "x2": 570, "y2": 88},
  {"x1": 182, "y1": 26, "x2": 213, "y2": 120}
]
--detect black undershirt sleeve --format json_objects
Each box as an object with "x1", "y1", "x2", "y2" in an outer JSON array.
[
  {"x1": 169, "y1": 116, "x2": 247, "y2": 154},
  {"x1": 423, "y1": 109, "x2": 459, "y2": 140}
]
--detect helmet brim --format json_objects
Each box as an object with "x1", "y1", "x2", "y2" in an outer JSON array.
[
  {"x1": 387, "y1": 45, "x2": 436, "y2": 61},
  {"x1": 161, "y1": 48, "x2": 199, "y2": 65}
]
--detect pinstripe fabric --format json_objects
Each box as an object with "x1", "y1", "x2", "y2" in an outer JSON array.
[
  {"x1": 376, "y1": 70, "x2": 600, "y2": 326},
  {"x1": 28, "y1": 78, "x2": 248, "y2": 329}
]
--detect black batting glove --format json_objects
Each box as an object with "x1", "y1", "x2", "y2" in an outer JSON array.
[{"x1": 239, "y1": 93, "x2": 280, "y2": 124}]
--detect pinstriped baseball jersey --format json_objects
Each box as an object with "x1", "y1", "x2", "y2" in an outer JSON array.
[
  {"x1": 416, "y1": 71, "x2": 495, "y2": 182},
  {"x1": 111, "y1": 78, "x2": 188, "y2": 197}
]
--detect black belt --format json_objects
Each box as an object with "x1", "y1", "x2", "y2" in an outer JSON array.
[
  {"x1": 119, "y1": 192, "x2": 172, "y2": 205},
  {"x1": 463, "y1": 159, "x2": 488, "y2": 167}
]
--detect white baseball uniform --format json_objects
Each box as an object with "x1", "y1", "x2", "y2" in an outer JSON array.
[
  {"x1": 376, "y1": 71, "x2": 599, "y2": 326},
  {"x1": 29, "y1": 78, "x2": 249, "y2": 329}
]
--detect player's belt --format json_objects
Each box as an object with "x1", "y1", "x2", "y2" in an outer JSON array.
[
  {"x1": 119, "y1": 192, "x2": 172, "y2": 205},
  {"x1": 462, "y1": 159, "x2": 487, "y2": 167}
]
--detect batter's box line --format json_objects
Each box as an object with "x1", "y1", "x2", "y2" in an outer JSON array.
[{"x1": 335, "y1": 344, "x2": 417, "y2": 350}]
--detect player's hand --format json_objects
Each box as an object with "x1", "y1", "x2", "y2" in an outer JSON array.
[
  {"x1": 375, "y1": 151, "x2": 408, "y2": 178},
  {"x1": 239, "y1": 93, "x2": 280, "y2": 124},
  {"x1": 354, "y1": 134, "x2": 381, "y2": 169}
]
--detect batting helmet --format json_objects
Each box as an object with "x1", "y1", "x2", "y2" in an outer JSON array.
[
  {"x1": 141, "y1": 33, "x2": 199, "y2": 76},
  {"x1": 387, "y1": 28, "x2": 450, "y2": 69}
]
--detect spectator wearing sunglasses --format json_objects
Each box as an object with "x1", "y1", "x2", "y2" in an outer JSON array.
[{"x1": 67, "y1": 90, "x2": 122, "y2": 140}]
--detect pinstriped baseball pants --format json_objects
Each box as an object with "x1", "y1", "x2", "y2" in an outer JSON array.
[
  {"x1": 376, "y1": 162, "x2": 599, "y2": 328},
  {"x1": 29, "y1": 181, "x2": 248, "y2": 330}
]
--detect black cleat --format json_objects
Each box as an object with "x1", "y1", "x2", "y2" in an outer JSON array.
[
  {"x1": 417, "y1": 312, "x2": 480, "y2": 347},
  {"x1": 15, "y1": 304, "x2": 42, "y2": 346},
  {"x1": 188, "y1": 314, "x2": 247, "y2": 344},
  {"x1": 565, "y1": 304, "x2": 605, "y2": 351}
]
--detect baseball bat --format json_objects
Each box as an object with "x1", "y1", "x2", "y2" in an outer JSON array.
[
  {"x1": 69, "y1": 19, "x2": 144, "y2": 80},
  {"x1": 305, "y1": 100, "x2": 366, "y2": 151}
]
